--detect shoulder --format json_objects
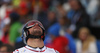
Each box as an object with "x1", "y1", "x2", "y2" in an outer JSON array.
[
  {"x1": 46, "y1": 47, "x2": 59, "y2": 53},
  {"x1": 76, "y1": 40, "x2": 82, "y2": 48},
  {"x1": 89, "y1": 42, "x2": 97, "y2": 48},
  {"x1": 11, "y1": 22, "x2": 22, "y2": 29},
  {"x1": 13, "y1": 47, "x2": 25, "y2": 53},
  {"x1": 88, "y1": 42, "x2": 98, "y2": 52}
]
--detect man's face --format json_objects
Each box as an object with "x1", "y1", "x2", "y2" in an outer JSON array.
[
  {"x1": 69, "y1": 0, "x2": 80, "y2": 10},
  {"x1": 0, "y1": 46, "x2": 7, "y2": 53},
  {"x1": 48, "y1": 11, "x2": 56, "y2": 21},
  {"x1": 28, "y1": 23, "x2": 43, "y2": 36}
]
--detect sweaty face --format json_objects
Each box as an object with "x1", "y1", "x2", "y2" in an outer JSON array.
[{"x1": 28, "y1": 23, "x2": 43, "y2": 36}]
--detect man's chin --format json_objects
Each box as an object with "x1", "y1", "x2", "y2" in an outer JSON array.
[
  {"x1": 33, "y1": 28, "x2": 41, "y2": 31},
  {"x1": 34, "y1": 34, "x2": 41, "y2": 36}
]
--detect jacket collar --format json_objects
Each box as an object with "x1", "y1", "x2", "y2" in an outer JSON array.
[{"x1": 25, "y1": 45, "x2": 47, "y2": 52}]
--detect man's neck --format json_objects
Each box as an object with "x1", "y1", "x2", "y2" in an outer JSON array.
[{"x1": 27, "y1": 38, "x2": 44, "y2": 48}]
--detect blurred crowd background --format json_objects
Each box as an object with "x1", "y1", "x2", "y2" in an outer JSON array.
[{"x1": 0, "y1": 0, "x2": 100, "y2": 53}]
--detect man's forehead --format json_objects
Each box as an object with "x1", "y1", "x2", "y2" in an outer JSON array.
[
  {"x1": 27, "y1": 22, "x2": 35, "y2": 26},
  {"x1": 25, "y1": 20, "x2": 45, "y2": 30},
  {"x1": 27, "y1": 21, "x2": 42, "y2": 26}
]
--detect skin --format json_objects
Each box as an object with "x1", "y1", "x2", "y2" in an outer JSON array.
[
  {"x1": 79, "y1": 30, "x2": 89, "y2": 42},
  {"x1": 48, "y1": 11, "x2": 56, "y2": 22},
  {"x1": 58, "y1": 17, "x2": 67, "y2": 26},
  {"x1": 27, "y1": 23, "x2": 44, "y2": 48},
  {"x1": 0, "y1": 46, "x2": 7, "y2": 52},
  {"x1": 69, "y1": 0, "x2": 81, "y2": 10},
  {"x1": 28, "y1": 23, "x2": 43, "y2": 36}
]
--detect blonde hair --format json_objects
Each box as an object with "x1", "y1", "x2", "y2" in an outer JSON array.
[{"x1": 79, "y1": 27, "x2": 96, "y2": 51}]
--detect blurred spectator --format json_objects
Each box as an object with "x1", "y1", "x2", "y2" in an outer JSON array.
[
  {"x1": 67, "y1": 0, "x2": 90, "y2": 38},
  {"x1": 0, "y1": 41, "x2": 3, "y2": 48},
  {"x1": 45, "y1": 23, "x2": 69, "y2": 53},
  {"x1": 81, "y1": 0, "x2": 100, "y2": 27},
  {"x1": 18, "y1": 0, "x2": 29, "y2": 16},
  {"x1": 0, "y1": 4, "x2": 6, "y2": 36},
  {"x1": 58, "y1": 16, "x2": 76, "y2": 53},
  {"x1": 46, "y1": 8, "x2": 57, "y2": 30},
  {"x1": 45, "y1": 15, "x2": 75, "y2": 53},
  {"x1": 45, "y1": 16, "x2": 71, "y2": 43},
  {"x1": 52, "y1": 36, "x2": 69, "y2": 53},
  {"x1": 58, "y1": 16, "x2": 71, "y2": 36},
  {"x1": 0, "y1": 44, "x2": 14, "y2": 53},
  {"x1": 65, "y1": 32, "x2": 76, "y2": 53},
  {"x1": 9, "y1": 12, "x2": 22, "y2": 46},
  {"x1": 76, "y1": 27, "x2": 98, "y2": 53},
  {"x1": 0, "y1": 3, "x2": 12, "y2": 21},
  {"x1": 80, "y1": 0, "x2": 99, "y2": 16},
  {"x1": 44, "y1": 23, "x2": 60, "y2": 44},
  {"x1": 57, "y1": 11, "x2": 76, "y2": 53},
  {"x1": 1, "y1": 24, "x2": 10, "y2": 44},
  {"x1": 0, "y1": 4, "x2": 6, "y2": 20},
  {"x1": 0, "y1": 3, "x2": 12, "y2": 40},
  {"x1": 57, "y1": 4, "x2": 66, "y2": 17}
]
